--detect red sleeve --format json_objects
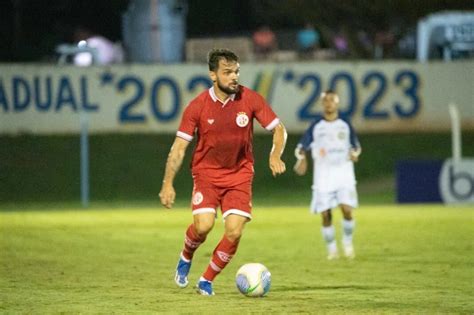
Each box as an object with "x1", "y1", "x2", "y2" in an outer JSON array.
[
  {"x1": 253, "y1": 92, "x2": 280, "y2": 131},
  {"x1": 177, "y1": 101, "x2": 200, "y2": 142}
]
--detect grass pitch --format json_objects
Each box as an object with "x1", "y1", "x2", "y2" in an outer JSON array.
[{"x1": 1, "y1": 205, "x2": 473, "y2": 314}]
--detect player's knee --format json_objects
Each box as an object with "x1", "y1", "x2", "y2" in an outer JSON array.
[
  {"x1": 321, "y1": 210, "x2": 332, "y2": 226},
  {"x1": 341, "y1": 205, "x2": 353, "y2": 220},
  {"x1": 224, "y1": 222, "x2": 245, "y2": 242},
  {"x1": 194, "y1": 220, "x2": 214, "y2": 237},
  {"x1": 225, "y1": 228, "x2": 243, "y2": 242},
  {"x1": 224, "y1": 214, "x2": 248, "y2": 241},
  {"x1": 343, "y1": 212, "x2": 352, "y2": 220}
]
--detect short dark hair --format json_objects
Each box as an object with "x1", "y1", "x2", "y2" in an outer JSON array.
[
  {"x1": 207, "y1": 48, "x2": 239, "y2": 71},
  {"x1": 323, "y1": 89, "x2": 336, "y2": 95},
  {"x1": 320, "y1": 89, "x2": 338, "y2": 99}
]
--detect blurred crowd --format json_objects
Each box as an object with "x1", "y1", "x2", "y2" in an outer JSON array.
[
  {"x1": 251, "y1": 23, "x2": 409, "y2": 62},
  {"x1": 57, "y1": 21, "x2": 412, "y2": 66},
  {"x1": 59, "y1": 19, "x2": 470, "y2": 65}
]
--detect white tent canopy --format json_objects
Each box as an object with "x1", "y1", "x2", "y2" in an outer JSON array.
[{"x1": 417, "y1": 11, "x2": 474, "y2": 62}]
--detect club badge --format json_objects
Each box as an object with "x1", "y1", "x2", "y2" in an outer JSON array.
[
  {"x1": 236, "y1": 112, "x2": 249, "y2": 127},
  {"x1": 192, "y1": 192, "x2": 203, "y2": 205}
]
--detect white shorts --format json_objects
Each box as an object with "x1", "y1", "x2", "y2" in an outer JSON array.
[{"x1": 310, "y1": 187, "x2": 358, "y2": 214}]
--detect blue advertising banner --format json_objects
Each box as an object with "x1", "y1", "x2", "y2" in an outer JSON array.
[{"x1": 397, "y1": 159, "x2": 474, "y2": 204}]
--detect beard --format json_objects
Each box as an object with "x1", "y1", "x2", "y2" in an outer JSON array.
[{"x1": 217, "y1": 79, "x2": 239, "y2": 95}]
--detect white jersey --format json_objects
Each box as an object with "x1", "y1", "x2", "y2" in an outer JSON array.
[{"x1": 297, "y1": 116, "x2": 360, "y2": 192}]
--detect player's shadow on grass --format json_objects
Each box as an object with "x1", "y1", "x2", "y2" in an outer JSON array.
[{"x1": 272, "y1": 285, "x2": 379, "y2": 292}]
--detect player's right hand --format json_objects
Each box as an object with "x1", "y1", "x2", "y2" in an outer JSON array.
[{"x1": 159, "y1": 185, "x2": 176, "y2": 209}]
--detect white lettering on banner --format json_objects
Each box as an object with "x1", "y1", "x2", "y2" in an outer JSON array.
[
  {"x1": 0, "y1": 62, "x2": 473, "y2": 134},
  {"x1": 439, "y1": 159, "x2": 474, "y2": 204}
]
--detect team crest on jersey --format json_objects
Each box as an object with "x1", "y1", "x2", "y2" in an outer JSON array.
[
  {"x1": 192, "y1": 192, "x2": 203, "y2": 205},
  {"x1": 338, "y1": 131, "x2": 346, "y2": 140},
  {"x1": 236, "y1": 112, "x2": 249, "y2": 127},
  {"x1": 207, "y1": 119, "x2": 215, "y2": 125}
]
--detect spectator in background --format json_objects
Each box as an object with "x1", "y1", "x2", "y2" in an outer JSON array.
[
  {"x1": 356, "y1": 30, "x2": 373, "y2": 58},
  {"x1": 252, "y1": 25, "x2": 277, "y2": 60},
  {"x1": 374, "y1": 29, "x2": 395, "y2": 59},
  {"x1": 297, "y1": 22, "x2": 320, "y2": 59},
  {"x1": 333, "y1": 29, "x2": 349, "y2": 57},
  {"x1": 73, "y1": 26, "x2": 124, "y2": 66}
]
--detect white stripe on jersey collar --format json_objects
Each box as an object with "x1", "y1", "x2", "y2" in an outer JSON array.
[{"x1": 209, "y1": 87, "x2": 236, "y2": 106}]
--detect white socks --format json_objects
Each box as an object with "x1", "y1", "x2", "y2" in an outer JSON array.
[
  {"x1": 342, "y1": 219, "x2": 355, "y2": 245},
  {"x1": 321, "y1": 225, "x2": 337, "y2": 253},
  {"x1": 322, "y1": 220, "x2": 355, "y2": 253}
]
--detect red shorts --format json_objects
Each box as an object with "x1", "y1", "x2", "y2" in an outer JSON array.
[{"x1": 191, "y1": 177, "x2": 253, "y2": 220}]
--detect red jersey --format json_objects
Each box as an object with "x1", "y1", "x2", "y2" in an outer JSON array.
[{"x1": 177, "y1": 86, "x2": 279, "y2": 186}]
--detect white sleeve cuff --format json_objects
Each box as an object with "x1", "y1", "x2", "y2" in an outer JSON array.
[
  {"x1": 295, "y1": 147, "x2": 305, "y2": 160},
  {"x1": 265, "y1": 118, "x2": 280, "y2": 131},
  {"x1": 176, "y1": 131, "x2": 193, "y2": 142}
]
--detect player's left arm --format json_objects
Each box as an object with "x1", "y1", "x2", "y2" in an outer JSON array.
[
  {"x1": 252, "y1": 92, "x2": 286, "y2": 176},
  {"x1": 350, "y1": 146, "x2": 361, "y2": 162},
  {"x1": 269, "y1": 122, "x2": 287, "y2": 177},
  {"x1": 347, "y1": 121, "x2": 361, "y2": 162}
]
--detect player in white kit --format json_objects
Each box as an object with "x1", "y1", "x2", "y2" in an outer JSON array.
[{"x1": 294, "y1": 90, "x2": 361, "y2": 259}]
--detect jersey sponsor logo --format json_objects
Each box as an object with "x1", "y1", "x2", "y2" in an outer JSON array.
[
  {"x1": 236, "y1": 112, "x2": 249, "y2": 127},
  {"x1": 192, "y1": 192, "x2": 204, "y2": 205},
  {"x1": 207, "y1": 119, "x2": 215, "y2": 125},
  {"x1": 216, "y1": 251, "x2": 233, "y2": 262}
]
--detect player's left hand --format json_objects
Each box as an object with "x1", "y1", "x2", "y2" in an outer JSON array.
[
  {"x1": 293, "y1": 158, "x2": 307, "y2": 176},
  {"x1": 349, "y1": 148, "x2": 361, "y2": 162},
  {"x1": 269, "y1": 155, "x2": 286, "y2": 177}
]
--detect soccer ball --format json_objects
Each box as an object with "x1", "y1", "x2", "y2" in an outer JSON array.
[{"x1": 235, "y1": 263, "x2": 271, "y2": 297}]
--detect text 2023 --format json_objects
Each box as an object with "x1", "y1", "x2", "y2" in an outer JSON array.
[{"x1": 293, "y1": 70, "x2": 420, "y2": 120}]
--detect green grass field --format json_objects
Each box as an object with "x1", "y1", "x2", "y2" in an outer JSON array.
[{"x1": 1, "y1": 205, "x2": 473, "y2": 314}]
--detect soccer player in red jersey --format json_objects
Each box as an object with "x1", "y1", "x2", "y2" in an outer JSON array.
[{"x1": 159, "y1": 48, "x2": 287, "y2": 295}]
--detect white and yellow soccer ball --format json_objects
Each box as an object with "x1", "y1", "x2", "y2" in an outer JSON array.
[{"x1": 235, "y1": 263, "x2": 271, "y2": 297}]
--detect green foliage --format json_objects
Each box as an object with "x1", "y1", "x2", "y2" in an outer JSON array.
[
  {"x1": 1, "y1": 132, "x2": 473, "y2": 205},
  {"x1": 1, "y1": 205, "x2": 473, "y2": 313}
]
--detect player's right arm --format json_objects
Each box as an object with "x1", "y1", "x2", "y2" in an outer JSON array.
[
  {"x1": 293, "y1": 146, "x2": 308, "y2": 176},
  {"x1": 159, "y1": 137, "x2": 190, "y2": 209},
  {"x1": 293, "y1": 120, "x2": 317, "y2": 176},
  {"x1": 160, "y1": 98, "x2": 199, "y2": 208}
]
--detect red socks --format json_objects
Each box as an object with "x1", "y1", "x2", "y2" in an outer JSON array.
[
  {"x1": 181, "y1": 224, "x2": 206, "y2": 261},
  {"x1": 181, "y1": 225, "x2": 240, "y2": 282},
  {"x1": 203, "y1": 236, "x2": 239, "y2": 281}
]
